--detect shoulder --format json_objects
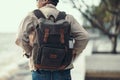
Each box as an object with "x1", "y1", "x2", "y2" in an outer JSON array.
[
  {"x1": 23, "y1": 11, "x2": 38, "y2": 22},
  {"x1": 65, "y1": 13, "x2": 77, "y2": 24},
  {"x1": 66, "y1": 14, "x2": 74, "y2": 19},
  {"x1": 19, "y1": 11, "x2": 39, "y2": 29}
]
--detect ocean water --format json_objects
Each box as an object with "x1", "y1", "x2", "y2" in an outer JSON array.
[
  {"x1": 0, "y1": 33, "x2": 19, "y2": 53},
  {"x1": 0, "y1": 33, "x2": 27, "y2": 78}
]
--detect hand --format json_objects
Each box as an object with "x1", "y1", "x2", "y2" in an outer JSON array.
[{"x1": 72, "y1": 50, "x2": 76, "y2": 60}]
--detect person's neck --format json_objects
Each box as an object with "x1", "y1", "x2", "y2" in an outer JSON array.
[{"x1": 47, "y1": 1, "x2": 56, "y2": 6}]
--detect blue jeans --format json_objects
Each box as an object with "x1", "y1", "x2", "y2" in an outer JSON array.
[{"x1": 32, "y1": 69, "x2": 71, "y2": 80}]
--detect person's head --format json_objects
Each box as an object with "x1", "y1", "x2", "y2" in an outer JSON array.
[{"x1": 36, "y1": 0, "x2": 59, "y2": 8}]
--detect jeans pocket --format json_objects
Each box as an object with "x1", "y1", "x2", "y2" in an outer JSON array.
[
  {"x1": 65, "y1": 76, "x2": 71, "y2": 80},
  {"x1": 64, "y1": 73, "x2": 71, "y2": 80},
  {"x1": 61, "y1": 70, "x2": 71, "y2": 80},
  {"x1": 32, "y1": 70, "x2": 46, "y2": 80}
]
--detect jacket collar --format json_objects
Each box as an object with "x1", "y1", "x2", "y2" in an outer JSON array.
[{"x1": 42, "y1": 4, "x2": 56, "y2": 9}]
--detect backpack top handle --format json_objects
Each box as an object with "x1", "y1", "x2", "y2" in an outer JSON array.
[{"x1": 33, "y1": 9, "x2": 66, "y2": 22}]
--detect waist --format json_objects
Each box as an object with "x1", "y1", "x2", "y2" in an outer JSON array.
[{"x1": 32, "y1": 69, "x2": 71, "y2": 73}]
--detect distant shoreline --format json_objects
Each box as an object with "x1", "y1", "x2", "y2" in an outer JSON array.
[{"x1": 0, "y1": 32, "x2": 16, "y2": 35}]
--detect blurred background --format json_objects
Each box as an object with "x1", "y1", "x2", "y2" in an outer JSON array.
[{"x1": 0, "y1": 0, "x2": 120, "y2": 80}]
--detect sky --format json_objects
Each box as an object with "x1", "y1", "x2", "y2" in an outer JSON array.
[{"x1": 0, "y1": 0, "x2": 100, "y2": 33}]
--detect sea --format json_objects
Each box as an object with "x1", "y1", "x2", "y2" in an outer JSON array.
[{"x1": 0, "y1": 33, "x2": 28, "y2": 79}]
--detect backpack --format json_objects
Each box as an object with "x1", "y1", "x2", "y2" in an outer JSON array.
[{"x1": 33, "y1": 9, "x2": 74, "y2": 70}]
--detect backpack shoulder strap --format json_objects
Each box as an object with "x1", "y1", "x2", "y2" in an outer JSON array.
[
  {"x1": 56, "y1": 12, "x2": 66, "y2": 21},
  {"x1": 33, "y1": 9, "x2": 46, "y2": 19}
]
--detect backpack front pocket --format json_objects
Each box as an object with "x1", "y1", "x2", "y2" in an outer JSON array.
[{"x1": 41, "y1": 47, "x2": 66, "y2": 67}]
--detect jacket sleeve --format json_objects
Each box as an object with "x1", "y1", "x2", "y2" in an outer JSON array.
[
  {"x1": 15, "y1": 12, "x2": 38, "y2": 55},
  {"x1": 66, "y1": 14, "x2": 89, "y2": 56}
]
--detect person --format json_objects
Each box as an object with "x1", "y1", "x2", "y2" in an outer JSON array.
[{"x1": 15, "y1": 0, "x2": 89, "y2": 80}]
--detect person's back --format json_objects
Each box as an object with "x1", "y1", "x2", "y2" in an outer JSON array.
[{"x1": 15, "y1": 0, "x2": 89, "y2": 80}]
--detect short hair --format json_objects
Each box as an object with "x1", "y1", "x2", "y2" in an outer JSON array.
[{"x1": 49, "y1": 0, "x2": 59, "y2": 6}]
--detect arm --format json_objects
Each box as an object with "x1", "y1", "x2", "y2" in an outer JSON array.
[
  {"x1": 66, "y1": 14, "x2": 89, "y2": 58},
  {"x1": 15, "y1": 12, "x2": 38, "y2": 56}
]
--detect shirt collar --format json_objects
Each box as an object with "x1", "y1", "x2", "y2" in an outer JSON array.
[{"x1": 44, "y1": 4, "x2": 56, "y2": 9}]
